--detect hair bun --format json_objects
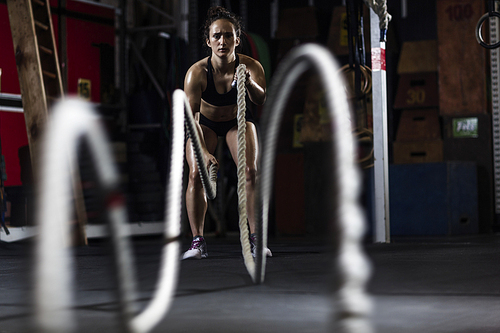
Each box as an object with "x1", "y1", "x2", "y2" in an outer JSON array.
[{"x1": 207, "y1": 6, "x2": 230, "y2": 18}]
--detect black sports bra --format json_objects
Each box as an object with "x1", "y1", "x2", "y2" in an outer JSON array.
[{"x1": 201, "y1": 55, "x2": 239, "y2": 106}]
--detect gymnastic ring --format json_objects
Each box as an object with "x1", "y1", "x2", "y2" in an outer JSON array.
[
  {"x1": 476, "y1": 11, "x2": 500, "y2": 49},
  {"x1": 340, "y1": 64, "x2": 372, "y2": 99},
  {"x1": 361, "y1": 66, "x2": 372, "y2": 95},
  {"x1": 354, "y1": 128, "x2": 374, "y2": 167},
  {"x1": 340, "y1": 65, "x2": 368, "y2": 98}
]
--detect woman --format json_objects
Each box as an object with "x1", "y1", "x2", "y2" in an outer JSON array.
[{"x1": 182, "y1": 6, "x2": 271, "y2": 259}]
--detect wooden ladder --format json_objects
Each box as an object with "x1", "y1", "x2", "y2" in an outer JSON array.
[
  {"x1": 7, "y1": 0, "x2": 63, "y2": 151},
  {"x1": 7, "y1": 0, "x2": 88, "y2": 244}
]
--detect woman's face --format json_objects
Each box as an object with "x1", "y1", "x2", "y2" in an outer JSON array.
[{"x1": 206, "y1": 19, "x2": 240, "y2": 58}]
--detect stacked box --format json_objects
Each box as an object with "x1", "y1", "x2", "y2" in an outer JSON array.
[
  {"x1": 393, "y1": 109, "x2": 443, "y2": 164},
  {"x1": 436, "y1": 0, "x2": 487, "y2": 115},
  {"x1": 393, "y1": 40, "x2": 442, "y2": 164}
]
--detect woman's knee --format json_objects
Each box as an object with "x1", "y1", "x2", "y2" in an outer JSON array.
[{"x1": 188, "y1": 167, "x2": 203, "y2": 186}]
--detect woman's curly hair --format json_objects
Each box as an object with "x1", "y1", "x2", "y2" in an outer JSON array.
[{"x1": 202, "y1": 6, "x2": 243, "y2": 42}]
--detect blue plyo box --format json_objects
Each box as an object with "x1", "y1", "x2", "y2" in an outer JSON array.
[{"x1": 389, "y1": 162, "x2": 478, "y2": 236}]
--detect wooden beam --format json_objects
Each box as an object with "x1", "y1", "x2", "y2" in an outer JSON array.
[{"x1": 7, "y1": 0, "x2": 49, "y2": 168}]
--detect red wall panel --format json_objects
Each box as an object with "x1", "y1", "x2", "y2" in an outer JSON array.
[
  {"x1": 0, "y1": 112, "x2": 29, "y2": 187},
  {"x1": 0, "y1": 1, "x2": 115, "y2": 186},
  {"x1": 0, "y1": 4, "x2": 21, "y2": 94}
]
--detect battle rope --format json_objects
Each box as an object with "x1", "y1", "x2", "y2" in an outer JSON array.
[
  {"x1": 235, "y1": 64, "x2": 256, "y2": 280},
  {"x1": 35, "y1": 99, "x2": 134, "y2": 332},
  {"x1": 184, "y1": 107, "x2": 218, "y2": 200},
  {"x1": 35, "y1": 98, "x2": 185, "y2": 333},
  {"x1": 255, "y1": 44, "x2": 372, "y2": 332},
  {"x1": 35, "y1": 45, "x2": 372, "y2": 332}
]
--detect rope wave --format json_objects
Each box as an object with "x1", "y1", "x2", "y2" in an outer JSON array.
[
  {"x1": 256, "y1": 44, "x2": 373, "y2": 332},
  {"x1": 35, "y1": 43, "x2": 373, "y2": 333}
]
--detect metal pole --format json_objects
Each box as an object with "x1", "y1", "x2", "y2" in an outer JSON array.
[
  {"x1": 179, "y1": 0, "x2": 189, "y2": 43},
  {"x1": 489, "y1": 4, "x2": 500, "y2": 215},
  {"x1": 370, "y1": 8, "x2": 390, "y2": 243},
  {"x1": 188, "y1": 0, "x2": 199, "y2": 64},
  {"x1": 270, "y1": 0, "x2": 278, "y2": 39},
  {"x1": 118, "y1": 0, "x2": 128, "y2": 104},
  {"x1": 240, "y1": 0, "x2": 248, "y2": 30}
]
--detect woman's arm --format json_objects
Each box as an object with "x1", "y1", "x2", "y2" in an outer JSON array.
[
  {"x1": 240, "y1": 56, "x2": 267, "y2": 105},
  {"x1": 184, "y1": 65, "x2": 218, "y2": 167}
]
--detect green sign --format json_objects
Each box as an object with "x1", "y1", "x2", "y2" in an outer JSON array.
[{"x1": 453, "y1": 117, "x2": 478, "y2": 138}]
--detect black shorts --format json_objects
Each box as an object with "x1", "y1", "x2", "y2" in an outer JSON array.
[{"x1": 199, "y1": 111, "x2": 255, "y2": 137}]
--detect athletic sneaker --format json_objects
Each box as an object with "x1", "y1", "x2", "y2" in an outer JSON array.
[
  {"x1": 182, "y1": 236, "x2": 208, "y2": 260},
  {"x1": 250, "y1": 233, "x2": 272, "y2": 258}
]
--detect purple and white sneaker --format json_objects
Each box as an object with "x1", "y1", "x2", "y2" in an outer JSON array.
[{"x1": 182, "y1": 236, "x2": 208, "y2": 260}]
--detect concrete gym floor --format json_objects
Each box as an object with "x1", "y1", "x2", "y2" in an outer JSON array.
[{"x1": 1, "y1": 233, "x2": 500, "y2": 332}]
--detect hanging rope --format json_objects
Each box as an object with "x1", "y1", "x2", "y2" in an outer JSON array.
[
  {"x1": 235, "y1": 64, "x2": 256, "y2": 280},
  {"x1": 362, "y1": 0, "x2": 391, "y2": 33}
]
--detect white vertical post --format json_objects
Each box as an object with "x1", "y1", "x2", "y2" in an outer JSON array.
[{"x1": 370, "y1": 8, "x2": 390, "y2": 243}]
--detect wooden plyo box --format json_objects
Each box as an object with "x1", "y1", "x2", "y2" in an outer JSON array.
[
  {"x1": 393, "y1": 140, "x2": 443, "y2": 164},
  {"x1": 394, "y1": 72, "x2": 439, "y2": 109},
  {"x1": 437, "y1": 0, "x2": 487, "y2": 115},
  {"x1": 397, "y1": 40, "x2": 438, "y2": 74},
  {"x1": 396, "y1": 109, "x2": 441, "y2": 142}
]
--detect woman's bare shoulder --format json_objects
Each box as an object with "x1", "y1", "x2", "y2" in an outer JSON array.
[
  {"x1": 238, "y1": 53, "x2": 258, "y2": 65},
  {"x1": 187, "y1": 57, "x2": 209, "y2": 76},
  {"x1": 238, "y1": 53, "x2": 264, "y2": 70}
]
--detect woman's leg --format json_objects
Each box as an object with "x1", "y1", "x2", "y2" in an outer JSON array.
[{"x1": 185, "y1": 125, "x2": 218, "y2": 237}]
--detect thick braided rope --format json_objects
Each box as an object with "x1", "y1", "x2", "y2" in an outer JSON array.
[
  {"x1": 236, "y1": 64, "x2": 256, "y2": 280},
  {"x1": 184, "y1": 104, "x2": 218, "y2": 200},
  {"x1": 35, "y1": 99, "x2": 137, "y2": 333},
  {"x1": 257, "y1": 44, "x2": 372, "y2": 332},
  {"x1": 363, "y1": 0, "x2": 391, "y2": 30}
]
